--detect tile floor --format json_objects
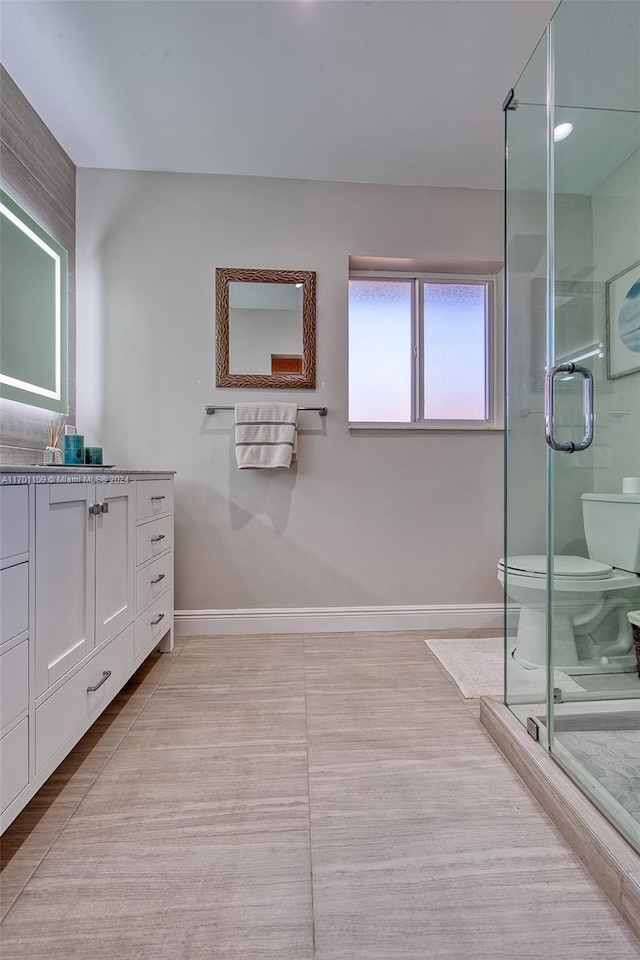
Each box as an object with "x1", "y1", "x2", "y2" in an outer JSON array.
[{"x1": 1, "y1": 631, "x2": 639, "y2": 959}]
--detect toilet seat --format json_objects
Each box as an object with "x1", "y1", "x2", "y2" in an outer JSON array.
[
  {"x1": 497, "y1": 556, "x2": 639, "y2": 594},
  {"x1": 498, "y1": 555, "x2": 613, "y2": 581}
]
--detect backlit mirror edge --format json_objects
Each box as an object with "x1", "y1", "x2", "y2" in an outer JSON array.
[{"x1": 0, "y1": 187, "x2": 70, "y2": 416}]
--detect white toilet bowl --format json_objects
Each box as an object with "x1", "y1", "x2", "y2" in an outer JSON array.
[{"x1": 498, "y1": 555, "x2": 640, "y2": 674}]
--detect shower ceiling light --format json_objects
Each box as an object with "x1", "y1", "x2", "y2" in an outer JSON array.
[{"x1": 554, "y1": 122, "x2": 574, "y2": 143}]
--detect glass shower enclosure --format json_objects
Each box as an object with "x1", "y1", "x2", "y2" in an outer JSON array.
[{"x1": 504, "y1": 0, "x2": 640, "y2": 851}]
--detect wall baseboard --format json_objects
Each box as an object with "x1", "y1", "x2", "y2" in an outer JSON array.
[{"x1": 175, "y1": 603, "x2": 511, "y2": 637}]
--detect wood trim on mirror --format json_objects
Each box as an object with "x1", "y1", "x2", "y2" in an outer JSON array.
[{"x1": 215, "y1": 267, "x2": 316, "y2": 388}]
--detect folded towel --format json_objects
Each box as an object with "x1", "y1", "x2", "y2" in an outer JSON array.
[{"x1": 235, "y1": 402, "x2": 298, "y2": 469}]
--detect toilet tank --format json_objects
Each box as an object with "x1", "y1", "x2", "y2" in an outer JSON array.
[{"x1": 581, "y1": 493, "x2": 640, "y2": 573}]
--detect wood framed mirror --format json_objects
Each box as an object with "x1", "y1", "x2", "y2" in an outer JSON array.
[{"x1": 215, "y1": 267, "x2": 316, "y2": 388}]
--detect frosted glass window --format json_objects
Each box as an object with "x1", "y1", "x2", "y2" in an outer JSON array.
[
  {"x1": 348, "y1": 274, "x2": 493, "y2": 425},
  {"x1": 423, "y1": 283, "x2": 487, "y2": 420},
  {"x1": 349, "y1": 279, "x2": 412, "y2": 422}
]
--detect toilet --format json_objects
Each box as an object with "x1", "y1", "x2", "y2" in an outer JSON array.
[{"x1": 498, "y1": 493, "x2": 640, "y2": 674}]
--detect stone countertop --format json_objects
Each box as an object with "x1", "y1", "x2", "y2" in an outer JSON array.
[{"x1": 0, "y1": 466, "x2": 176, "y2": 480}]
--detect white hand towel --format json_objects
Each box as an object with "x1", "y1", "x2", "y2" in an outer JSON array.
[{"x1": 234, "y1": 403, "x2": 298, "y2": 469}]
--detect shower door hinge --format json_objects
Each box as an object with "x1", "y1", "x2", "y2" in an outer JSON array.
[
  {"x1": 502, "y1": 89, "x2": 518, "y2": 111},
  {"x1": 553, "y1": 687, "x2": 563, "y2": 704},
  {"x1": 526, "y1": 717, "x2": 540, "y2": 741}
]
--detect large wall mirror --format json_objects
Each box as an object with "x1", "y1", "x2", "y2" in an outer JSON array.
[
  {"x1": 216, "y1": 268, "x2": 316, "y2": 388},
  {"x1": 0, "y1": 189, "x2": 69, "y2": 413}
]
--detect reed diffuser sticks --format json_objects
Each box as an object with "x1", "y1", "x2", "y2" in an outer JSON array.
[{"x1": 47, "y1": 418, "x2": 65, "y2": 450}]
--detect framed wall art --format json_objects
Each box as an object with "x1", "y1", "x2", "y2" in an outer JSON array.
[{"x1": 606, "y1": 259, "x2": 640, "y2": 379}]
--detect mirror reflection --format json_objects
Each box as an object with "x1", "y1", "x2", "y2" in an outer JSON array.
[{"x1": 229, "y1": 281, "x2": 303, "y2": 376}]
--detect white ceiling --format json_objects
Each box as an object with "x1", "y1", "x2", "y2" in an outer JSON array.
[{"x1": 0, "y1": 0, "x2": 558, "y2": 190}]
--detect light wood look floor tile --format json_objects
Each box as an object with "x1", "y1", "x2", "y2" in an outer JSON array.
[
  {"x1": 128, "y1": 701, "x2": 307, "y2": 749},
  {"x1": 33, "y1": 830, "x2": 311, "y2": 881},
  {"x1": 179, "y1": 637, "x2": 304, "y2": 667},
  {"x1": 57, "y1": 744, "x2": 310, "y2": 842},
  {"x1": 1, "y1": 630, "x2": 637, "y2": 958},
  {"x1": 138, "y1": 687, "x2": 306, "y2": 719},
  {"x1": 305, "y1": 691, "x2": 473, "y2": 743},
  {"x1": 185, "y1": 636, "x2": 304, "y2": 652},
  {"x1": 0, "y1": 646, "x2": 186, "y2": 920},
  {"x1": 303, "y1": 635, "x2": 433, "y2": 664},
  {"x1": 304, "y1": 660, "x2": 456, "y2": 697},
  {"x1": 155, "y1": 679, "x2": 305, "y2": 702},
  {"x1": 103, "y1": 737, "x2": 305, "y2": 780},
  {"x1": 307, "y1": 734, "x2": 531, "y2": 825},
  {"x1": 303, "y1": 630, "x2": 499, "y2": 664},
  {"x1": 310, "y1": 822, "x2": 640, "y2": 959},
  {"x1": 0, "y1": 860, "x2": 35, "y2": 924},
  {"x1": 162, "y1": 658, "x2": 304, "y2": 687},
  {"x1": 622, "y1": 872, "x2": 640, "y2": 939},
  {"x1": 1, "y1": 879, "x2": 313, "y2": 959},
  {"x1": 161, "y1": 637, "x2": 305, "y2": 687}
]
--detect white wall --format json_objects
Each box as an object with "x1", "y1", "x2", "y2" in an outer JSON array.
[
  {"x1": 592, "y1": 149, "x2": 640, "y2": 494},
  {"x1": 76, "y1": 170, "x2": 503, "y2": 611}
]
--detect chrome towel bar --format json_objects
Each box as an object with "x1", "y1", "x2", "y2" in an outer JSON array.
[{"x1": 205, "y1": 405, "x2": 327, "y2": 417}]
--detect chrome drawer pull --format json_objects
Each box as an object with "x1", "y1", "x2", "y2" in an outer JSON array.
[
  {"x1": 150, "y1": 495, "x2": 166, "y2": 501},
  {"x1": 101, "y1": 502, "x2": 109, "y2": 514},
  {"x1": 151, "y1": 534, "x2": 166, "y2": 543},
  {"x1": 89, "y1": 504, "x2": 102, "y2": 516},
  {"x1": 150, "y1": 573, "x2": 166, "y2": 585},
  {"x1": 151, "y1": 613, "x2": 165, "y2": 626},
  {"x1": 87, "y1": 670, "x2": 111, "y2": 692}
]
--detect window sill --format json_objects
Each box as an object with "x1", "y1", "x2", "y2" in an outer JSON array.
[{"x1": 348, "y1": 422, "x2": 504, "y2": 432}]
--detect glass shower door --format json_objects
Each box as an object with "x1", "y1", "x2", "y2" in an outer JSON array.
[
  {"x1": 547, "y1": 0, "x2": 640, "y2": 852},
  {"x1": 503, "y1": 32, "x2": 549, "y2": 727}
]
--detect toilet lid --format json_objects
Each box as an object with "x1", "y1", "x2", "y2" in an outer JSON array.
[{"x1": 500, "y1": 555, "x2": 613, "y2": 579}]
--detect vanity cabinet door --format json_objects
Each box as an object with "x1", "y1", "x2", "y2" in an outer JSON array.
[
  {"x1": 94, "y1": 482, "x2": 134, "y2": 645},
  {"x1": 35, "y1": 484, "x2": 95, "y2": 696}
]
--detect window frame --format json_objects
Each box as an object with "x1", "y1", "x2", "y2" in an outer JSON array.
[{"x1": 348, "y1": 270, "x2": 502, "y2": 431}]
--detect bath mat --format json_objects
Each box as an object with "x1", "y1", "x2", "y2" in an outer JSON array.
[{"x1": 425, "y1": 637, "x2": 584, "y2": 699}]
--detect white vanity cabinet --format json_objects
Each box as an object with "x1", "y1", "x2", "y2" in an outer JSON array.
[
  {"x1": 34, "y1": 484, "x2": 96, "y2": 694},
  {"x1": 134, "y1": 479, "x2": 175, "y2": 660},
  {"x1": 94, "y1": 482, "x2": 135, "y2": 648},
  {"x1": 34, "y1": 481, "x2": 135, "y2": 694},
  {"x1": 0, "y1": 471, "x2": 174, "y2": 833},
  {"x1": 0, "y1": 485, "x2": 30, "y2": 818}
]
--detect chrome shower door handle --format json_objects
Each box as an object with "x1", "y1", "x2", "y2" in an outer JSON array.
[{"x1": 544, "y1": 362, "x2": 594, "y2": 453}]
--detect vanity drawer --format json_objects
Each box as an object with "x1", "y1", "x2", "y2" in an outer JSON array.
[
  {"x1": 134, "y1": 592, "x2": 172, "y2": 660},
  {"x1": 0, "y1": 562, "x2": 28, "y2": 645},
  {"x1": 136, "y1": 552, "x2": 173, "y2": 614},
  {"x1": 136, "y1": 514, "x2": 174, "y2": 567},
  {"x1": 35, "y1": 622, "x2": 134, "y2": 773},
  {"x1": 0, "y1": 486, "x2": 29, "y2": 561},
  {"x1": 1, "y1": 718, "x2": 29, "y2": 813},
  {"x1": 0, "y1": 639, "x2": 29, "y2": 732},
  {"x1": 136, "y1": 479, "x2": 173, "y2": 522}
]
